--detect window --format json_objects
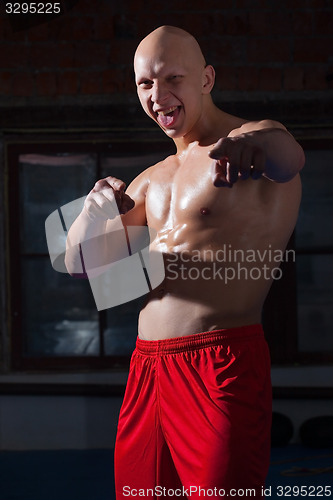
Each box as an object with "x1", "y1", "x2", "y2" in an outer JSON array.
[
  {"x1": 6, "y1": 135, "x2": 175, "y2": 371},
  {"x1": 263, "y1": 138, "x2": 333, "y2": 365},
  {"x1": 294, "y1": 143, "x2": 333, "y2": 363}
]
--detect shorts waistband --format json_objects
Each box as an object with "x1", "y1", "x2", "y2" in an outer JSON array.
[{"x1": 135, "y1": 324, "x2": 264, "y2": 356}]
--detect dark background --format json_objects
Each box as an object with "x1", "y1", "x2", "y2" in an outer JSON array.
[
  {"x1": 0, "y1": 0, "x2": 332, "y2": 454},
  {"x1": 0, "y1": 0, "x2": 332, "y2": 127}
]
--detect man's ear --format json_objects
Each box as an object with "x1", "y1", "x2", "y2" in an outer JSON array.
[{"x1": 202, "y1": 64, "x2": 215, "y2": 94}]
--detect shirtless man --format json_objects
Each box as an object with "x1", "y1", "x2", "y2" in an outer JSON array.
[{"x1": 65, "y1": 26, "x2": 304, "y2": 499}]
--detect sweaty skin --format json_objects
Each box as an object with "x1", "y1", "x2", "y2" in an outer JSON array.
[
  {"x1": 66, "y1": 26, "x2": 304, "y2": 340},
  {"x1": 126, "y1": 141, "x2": 301, "y2": 339}
]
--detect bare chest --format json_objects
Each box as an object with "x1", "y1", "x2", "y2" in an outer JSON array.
[{"x1": 146, "y1": 153, "x2": 228, "y2": 229}]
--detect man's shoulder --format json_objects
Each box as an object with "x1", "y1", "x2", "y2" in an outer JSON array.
[
  {"x1": 127, "y1": 155, "x2": 177, "y2": 192},
  {"x1": 147, "y1": 154, "x2": 178, "y2": 175},
  {"x1": 228, "y1": 119, "x2": 286, "y2": 137}
]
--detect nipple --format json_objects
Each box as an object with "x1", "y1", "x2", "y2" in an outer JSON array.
[{"x1": 200, "y1": 207, "x2": 211, "y2": 216}]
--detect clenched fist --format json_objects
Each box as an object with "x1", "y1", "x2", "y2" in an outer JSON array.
[{"x1": 84, "y1": 176, "x2": 135, "y2": 221}]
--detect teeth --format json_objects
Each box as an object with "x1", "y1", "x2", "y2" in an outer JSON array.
[{"x1": 157, "y1": 106, "x2": 178, "y2": 116}]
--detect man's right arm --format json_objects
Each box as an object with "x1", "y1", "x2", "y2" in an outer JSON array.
[{"x1": 65, "y1": 170, "x2": 150, "y2": 278}]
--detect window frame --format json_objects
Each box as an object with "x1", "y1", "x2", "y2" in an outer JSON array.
[
  {"x1": 5, "y1": 131, "x2": 175, "y2": 372},
  {"x1": 263, "y1": 136, "x2": 333, "y2": 365}
]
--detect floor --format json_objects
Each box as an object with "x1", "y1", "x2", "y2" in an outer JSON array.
[
  {"x1": 1, "y1": 445, "x2": 332, "y2": 500},
  {"x1": 267, "y1": 445, "x2": 333, "y2": 497}
]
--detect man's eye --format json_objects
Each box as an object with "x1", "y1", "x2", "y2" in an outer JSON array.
[{"x1": 171, "y1": 75, "x2": 183, "y2": 80}]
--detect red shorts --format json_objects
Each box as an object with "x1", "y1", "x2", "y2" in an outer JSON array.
[{"x1": 114, "y1": 325, "x2": 272, "y2": 499}]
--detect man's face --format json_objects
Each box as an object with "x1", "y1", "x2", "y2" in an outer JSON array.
[{"x1": 134, "y1": 43, "x2": 206, "y2": 140}]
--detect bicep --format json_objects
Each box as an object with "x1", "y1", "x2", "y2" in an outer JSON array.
[{"x1": 228, "y1": 119, "x2": 287, "y2": 137}]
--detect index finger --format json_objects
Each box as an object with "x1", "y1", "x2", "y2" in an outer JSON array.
[
  {"x1": 208, "y1": 138, "x2": 227, "y2": 160},
  {"x1": 92, "y1": 177, "x2": 126, "y2": 193}
]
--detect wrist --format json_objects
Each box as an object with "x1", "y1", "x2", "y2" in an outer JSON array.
[{"x1": 80, "y1": 206, "x2": 108, "y2": 238}]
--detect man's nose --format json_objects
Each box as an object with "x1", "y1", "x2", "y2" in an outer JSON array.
[{"x1": 151, "y1": 83, "x2": 169, "y2": 104}]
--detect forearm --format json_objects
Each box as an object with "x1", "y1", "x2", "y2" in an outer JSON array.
[
  {"x1": 250, "y1": 127, "x2": 305, "y2": 183},
  {"x1": 65, "y1": 209, "x2": 108, "y2": 277}
]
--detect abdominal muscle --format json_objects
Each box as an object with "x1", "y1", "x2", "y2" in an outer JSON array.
[{"x1": 137, "y1": 224, "x2": 276, "y2": 340}]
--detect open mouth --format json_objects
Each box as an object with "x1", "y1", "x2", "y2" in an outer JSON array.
[{"x1": 156, "y1": 106, "x2": 181, "y2": 128}]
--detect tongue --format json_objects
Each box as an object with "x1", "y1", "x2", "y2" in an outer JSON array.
[{"x1": 158, "y1": 112, "x2": 175, "y2": 127}]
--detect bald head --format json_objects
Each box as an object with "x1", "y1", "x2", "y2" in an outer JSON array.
[
  {"x1": 133, "y1": 26, "x2": 215, "y2": 140},
  {"x1": 134, "y1": 26, "x2": 206, "y2": 72}
]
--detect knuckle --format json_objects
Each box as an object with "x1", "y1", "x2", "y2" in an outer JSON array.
[
  {"x1": 107, "y1": 176, "x2": 125, "y2": 189},
  {"x1": 106, "y1": 175, "x2": 117, "y2": 184},
  {"x1": 93, "y1": 179, "x2": 108, "y2": 192}
]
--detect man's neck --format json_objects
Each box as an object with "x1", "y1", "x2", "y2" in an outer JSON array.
[{"x1": 173, "y1": 105, "x2": 243, "y2": 155}]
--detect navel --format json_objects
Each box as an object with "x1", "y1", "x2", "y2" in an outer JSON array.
[{"x1": 200, "y1": 207, "x2": 211, "y2": 216}]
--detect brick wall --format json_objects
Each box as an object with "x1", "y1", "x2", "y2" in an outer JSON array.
[{"x1": 0, "y1": 0, "x2": 332, "y2": 107}]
